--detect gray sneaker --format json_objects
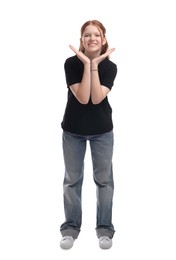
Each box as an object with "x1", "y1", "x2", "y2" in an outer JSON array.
[
  {"x1": 60, "y1": 236, "x2": 74, "y2": 249},
  {"x1": 99, "y1": 236, "x2": 112, "y2": 249}
]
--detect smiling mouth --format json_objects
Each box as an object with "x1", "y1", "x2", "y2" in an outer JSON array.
[{"x1": 88, "y1": 43, "x2": 97, "y2": 46}]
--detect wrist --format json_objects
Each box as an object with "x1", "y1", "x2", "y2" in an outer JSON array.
[{"x1": 91, "y1": 60, "x2": 98, "y2": 70}]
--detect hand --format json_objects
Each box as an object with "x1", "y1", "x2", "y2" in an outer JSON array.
[
  {"x1": 92, "y1": 48, "x2": 115, "y2": 66},
  {"x1": 69, "y1": 45, "x2": 90, "y2": 65}
]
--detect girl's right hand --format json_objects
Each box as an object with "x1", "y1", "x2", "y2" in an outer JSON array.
[{"x1": 69, "y1": 45, "x2": 90, "y2": 65}]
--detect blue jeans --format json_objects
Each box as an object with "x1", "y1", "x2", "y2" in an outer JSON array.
[{"x1": 60, "y1": 130, "x2": 115, "y2": 239}]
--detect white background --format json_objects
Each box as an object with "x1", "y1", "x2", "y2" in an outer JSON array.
[{"x1": 0, "y1": 0, "x2": 176, "y2": 259}]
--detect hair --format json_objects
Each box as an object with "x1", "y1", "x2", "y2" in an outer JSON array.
[{"x1": 79, "y1": 20, "x2": 109, "y2": 56}]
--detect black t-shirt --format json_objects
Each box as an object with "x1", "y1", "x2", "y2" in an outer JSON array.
[{"x1": 61, "y1": 55, "x2": 117, "y2": 135}]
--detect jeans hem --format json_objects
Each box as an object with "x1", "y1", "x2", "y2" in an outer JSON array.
[
  {"x1": 96, "y1": 227, "x2": 115, "y2": 238},
  {"x1": 60, "y1": 228, "x2": 80, "y2": 239}
]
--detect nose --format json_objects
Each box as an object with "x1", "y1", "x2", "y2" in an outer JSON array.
[{"x1": 90, "y1": 34, "x2": 95, "y2": 40}]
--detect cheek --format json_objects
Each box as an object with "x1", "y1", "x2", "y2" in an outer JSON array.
[{"x1": 82, "y1": 39, "x2": 89, "y2": 48}]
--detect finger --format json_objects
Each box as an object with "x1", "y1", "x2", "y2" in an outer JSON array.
[
  {"x1": 69, "y1": 45, "x2": 78, "y2": 53},
  {"x1": 108, "y1": 48, "x2": 115, "y2": 54}
]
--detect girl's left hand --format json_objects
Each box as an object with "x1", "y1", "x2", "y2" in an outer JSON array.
[{"x1": 92, "y1": 48, "x2": 115, "y2": 65}]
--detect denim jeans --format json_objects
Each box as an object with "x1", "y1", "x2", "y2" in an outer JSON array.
[{"x1": 60, "y1": 130, "x2": 115, "y2": 239}]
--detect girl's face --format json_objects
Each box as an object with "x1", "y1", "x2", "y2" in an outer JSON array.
[{"x1": 81, "y1": 24, "x2": 106, "y2": 57}]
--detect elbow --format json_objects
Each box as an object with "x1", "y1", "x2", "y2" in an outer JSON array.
[
  {"x1": 92, "y1": 101, "x2": 101, "y2": 105},
  {"x1": 78, "y1": 97, "x2": 90, "y2": 105},
  {"x1": 91, "y1": 98, "x2": 103, "y2": 105},
  {"x1": 74, "y1": 94, "x2": 90, "y2": 104},
  {"x1": 80, "y1": 101, "x2": 89, "y2": 105}
]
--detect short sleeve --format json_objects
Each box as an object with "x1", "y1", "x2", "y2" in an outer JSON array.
[
  {"x1": 64, "y1": 56, "x2": 83, "y2": 87},
  {"x1": 99, "y1": 59, "x2": 117, "y2": 90}
]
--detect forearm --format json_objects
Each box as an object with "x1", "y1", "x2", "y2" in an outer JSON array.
[
  {"x1": 72, "y1": 63, "x2": 91, "y2": 104},
  {"x1": 91, "y1": 60, "x2": 109, "y2": 104},
  {"x1": 90, "y1": 69, "x2": 105, "y2": 104}
]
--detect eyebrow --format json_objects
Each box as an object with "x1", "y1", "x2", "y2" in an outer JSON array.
[{"x1": 84, "y1": 32, "x2": 101, "y2": 35}]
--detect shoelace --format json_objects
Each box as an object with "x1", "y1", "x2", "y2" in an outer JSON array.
[{"x1": 62, "y1": 236, "x2": 73, "y2": 241}]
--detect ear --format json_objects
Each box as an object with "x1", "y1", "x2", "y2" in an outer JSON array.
[{"x1": 102, "y1": 37, "x2": 107, "y2": 45}]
